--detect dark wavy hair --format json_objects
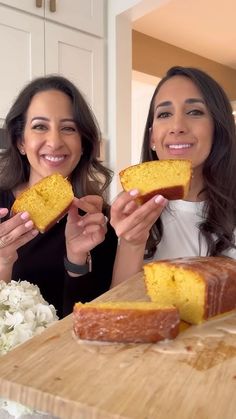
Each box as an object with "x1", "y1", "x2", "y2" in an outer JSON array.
[
  {"x1": 0, "y1": 75, "x2": 113, "y2": 211},
  {"x1": 141, "y1": 66, "x2": 236, "y2": 257}
]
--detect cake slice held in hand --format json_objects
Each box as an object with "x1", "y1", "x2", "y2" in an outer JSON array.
[
  {"x1": 119, "y1": 159, "x2": 192, "y2": 203},
  {"x1": 12, "y1": 173, "x2": 74, "y2": 233},
  {"x1": 73, "y1": 301, "x2": 179, "y2": 343}
]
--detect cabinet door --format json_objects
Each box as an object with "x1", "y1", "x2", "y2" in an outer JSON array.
[
  {"x1": 0, "y1": 6, "x2": 44, "y2": 124},
  {"x1": 0, "y1": 0, "x2": 44, "y2": 16},
  {"x1": 45, "y1": 21, "x2": 105, "y2": 132},
  {"x1": 45, "y1": 0, "x2": 104, "y2": 37}
]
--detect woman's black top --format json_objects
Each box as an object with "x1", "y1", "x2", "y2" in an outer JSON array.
[{"x1": 0, "y1": 190, "x2": 118, "y2": 318}]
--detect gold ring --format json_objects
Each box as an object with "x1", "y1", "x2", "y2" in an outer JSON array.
[{"x1": 0, "y1": 238, "x2": 6, "y2": 248}]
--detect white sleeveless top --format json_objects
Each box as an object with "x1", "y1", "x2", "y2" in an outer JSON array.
[{"x1": 151, "y1": 200, "x2": 236, "y2": 261}]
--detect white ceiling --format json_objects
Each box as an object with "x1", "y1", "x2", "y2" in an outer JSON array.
[{"x1": 132, "y1": 0, "x2": 236, "y2": 70}]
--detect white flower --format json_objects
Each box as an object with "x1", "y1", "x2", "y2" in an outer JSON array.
[
  {"x1": 0, "y1": 279, "x2": 58, "y2": 355},
  {"x1": 0, "y1": 279, "x2": 59, "y2": 416}
]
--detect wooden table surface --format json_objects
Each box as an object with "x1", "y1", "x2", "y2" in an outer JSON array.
[{"x1": 0, "y1": 273, "x2": 236, "y2": 419}]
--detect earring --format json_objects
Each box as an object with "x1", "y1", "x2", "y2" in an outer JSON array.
[
  {"x1": 20, "y1": 149, "x2": 26, "y2": 155},
  {"x1": 151, "y1": 145, "x2": 156, "y2": 151}
]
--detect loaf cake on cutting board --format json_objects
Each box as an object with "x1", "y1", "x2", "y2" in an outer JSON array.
[{"x1": 73, "y1": 256, "x2": 236, "y2": 343}]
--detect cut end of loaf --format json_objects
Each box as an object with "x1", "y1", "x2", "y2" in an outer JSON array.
[
  {"x1": 143, "y1": 256, "x2": 236, "y2": 325},
  {"x1": 144, "y1": 261, "x2": 205, "y2": 324},
  {"x1": 119, "y1": 159, "x2": 192, "y2": 202},
  {"x1": 12, "y1": 173, "x2": 74, "y2": 233}
]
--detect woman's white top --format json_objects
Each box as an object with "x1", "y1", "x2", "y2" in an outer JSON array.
[{"x1": 152, "y1": 200, "x2": 236, "y2": 260}]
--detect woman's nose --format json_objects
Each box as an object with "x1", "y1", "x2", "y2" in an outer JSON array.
[
  {"x1": 46, "y1": 128, "x2": 63, "y2": 148},
  {"x1": 169, "y1": 114, "x2": 188, "y2": 135}
]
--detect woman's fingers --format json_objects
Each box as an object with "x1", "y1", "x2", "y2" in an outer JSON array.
[
  {"x1": 111, "y1": 193, "x2": 167, "y2": 234},
  {"x1": 0, "y1": 211, "x2": 39, "y2": 253},
  {"x1": 0, "y1": 208, "x2": 9, "y2": 218},
  {"x1": 0, "y1": 212, "x2": 30, "y2": 235},
  {"x1": 110, "y1": 194, "x2": 168, "y2": 246},
  {"x1": 78, "y1": 213, "x2": 107, "y2": 232},
  {"x1": 66, "y1": 212, "x2": 107, "y2": 256},
  {"x1": 9, "y1": 229, "x2": 39, "y2": 251},
  {"x1": 111, "y1": 190, "x2": 140, "y2": 214},
  {"x1": 74, "y1": 195, "x2": 103, "y2": 213}
]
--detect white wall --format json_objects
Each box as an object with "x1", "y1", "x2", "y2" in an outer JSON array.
[
  {"x1": 107, "y1": 0, "x2": 168, "y2": 200},
  {"x1": 131, "y1": 71, "x2": 160, "y2": 164}
]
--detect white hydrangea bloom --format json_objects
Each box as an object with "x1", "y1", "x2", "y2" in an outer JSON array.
[
  {"x1": 0, "y1": 279, "x2": 58, "y2": 355},
  {"x1": 0, "y1": 280, "x2": 59, "y2": 417}
]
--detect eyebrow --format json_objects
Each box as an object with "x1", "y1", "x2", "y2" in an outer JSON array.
[
  {"x1": 155, "y1": 98, "x2": 205, "y2": 111},
  {"x1": 31, "y1": 117, "x2": 76, "y2": 123}
]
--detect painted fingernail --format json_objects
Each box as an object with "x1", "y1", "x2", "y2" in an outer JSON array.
[
  {"x1": 25, "y1": 220, "x2": 33, "y2": 228},
  {"x1": 129, "y1": 189, "x2": 139, "y2": 197},
  {"x1": 154, "y1": 195, "x2": 167, "y2": 205},
  {"x1": 21, "y1": 212, "x2": 29, "y2": 220},
  {"x1": 31, "y1": 229, "x2": 39, "y2": 236},
  {"x1": 0, "y1": 208, "x2": 8, "y2": 215}
]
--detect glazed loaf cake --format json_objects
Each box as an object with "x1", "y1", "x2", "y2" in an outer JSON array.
[
  {"x1": 144, "y1": 256, "x2": 236, "y2": 324},
  {"x1": 73, "y1": 301, "x2": 179, "y2": 343},
  {"x1": 12, "y1": 173, "x2": 74, "y2": 233},
  {"x1": 119, "y1": 159, "x2": 192, "y2": 203}
]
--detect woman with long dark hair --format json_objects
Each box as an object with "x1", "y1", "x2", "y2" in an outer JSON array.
[
  {"x1": 0, "y1": 75, "x2": 117, "y2": 317},
  {"x1": 111, "y1": 66, "x2": 236, "y2": 286}
]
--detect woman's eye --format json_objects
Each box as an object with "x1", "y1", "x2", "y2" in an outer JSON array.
[
  {"x1": 32, "y1": 124, "x2": 47, "y2": 131},
  {"x1": 62, "y1": 126, "x2": 76, "y2": 132},
  {"x1": 157, "y1": 111, "x2": 171, "y2": 119},
  {"x1": 188, "y1": 109, "x2": 204, "y2": 116}
]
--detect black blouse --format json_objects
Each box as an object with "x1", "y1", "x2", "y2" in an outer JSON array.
[{"x1": 0, "y1": 190, "x2": 118, "y2": 319}]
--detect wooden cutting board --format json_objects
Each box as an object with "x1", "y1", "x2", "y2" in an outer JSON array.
[{"x1": 0, "y1": 273, "x2": 236, "y2": 419}]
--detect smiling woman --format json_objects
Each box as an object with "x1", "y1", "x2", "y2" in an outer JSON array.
[
  {"x1": 0, "y1": 75, "x2": 117, "y2": 318},
  {"x1": 149, "y1": 75, "x2": 214, "y2": 200},
  {"x1": 20, "y1": 89, "x2": 83, "y2": 186},
  {"x1": 111, "y1": 66, "x2": 236, "y2": 286}
]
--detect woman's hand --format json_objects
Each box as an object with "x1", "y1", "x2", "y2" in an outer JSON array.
[
  {"x1": 110, "y1": 190, "x2": 167, "y2": 287},
  {"x1": 110, "y1": 190, "x2": 167, "y2": 247},
  {"x1": 0, "y1": 208, "x2": 39, "y2": 281},
  {"x1": 65, "y1": 196, "x2": 107, "y2": 265}
]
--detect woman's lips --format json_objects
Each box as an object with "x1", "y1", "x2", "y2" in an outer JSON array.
[
  {"x1": 166, "y1": 143, "x2": 193, "y2": 156},
  {"x1": 41, "y1": 154, "x2": 67, "y2": 166}
]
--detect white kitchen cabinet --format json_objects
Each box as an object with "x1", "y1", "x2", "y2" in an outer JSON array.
[
  {"x1": 0, "y1": 4, "x2": 105, "y2": 131},
  {"x1": 45, "y1": 22, "x2": 104, "y2": 131},
  {"x1": 0, "y1": 6, "x2": 44, "y2": 124},
  {"x1": 0, "y1": 0, "x2": 104, "y2": 36},
  {"x1": 0, "y1": 0, "x2": 44, "y2": 16}
]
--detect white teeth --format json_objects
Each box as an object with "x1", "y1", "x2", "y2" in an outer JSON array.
[
  {"x1": 168, "y1": 144, "x2": 191, "y2": 149},
  {"x1": 44, "y1": 155, "x2": 65, "y2": 162}
]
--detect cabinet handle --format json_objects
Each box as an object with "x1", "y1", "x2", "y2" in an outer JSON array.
[
  {"x1": 36, "y1": 0, "x2": 43, "y2": 7},
  {"x1": 49, "y1": 0, "x2": 56, "y2": 12}
]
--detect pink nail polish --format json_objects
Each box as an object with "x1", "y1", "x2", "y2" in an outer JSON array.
[
  {"x1": 21, "y1": 212, "x2": 29, "y2": 220},
  {"x1": 154, "y1": 195, "x2": 166, "y2": 205},
  {"x1": 129, "y1": 189, "x2": 139, "y2": 197},
  {"x1": 25, "y1": 220, "x2": 33, "y2": 228}
]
